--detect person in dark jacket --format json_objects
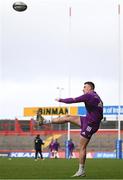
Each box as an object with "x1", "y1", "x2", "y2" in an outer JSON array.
[{"x1": 34, "y1": 134, "x2": 44, "y2": 160}]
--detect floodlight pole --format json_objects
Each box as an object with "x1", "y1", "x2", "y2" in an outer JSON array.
[{"x1": 56, "y1": 87, "x2": 64, "y2": 105}]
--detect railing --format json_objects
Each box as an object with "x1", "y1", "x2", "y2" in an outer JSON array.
[{"x1": 0, "y1": 118, "x2": 123, "y2": 136}]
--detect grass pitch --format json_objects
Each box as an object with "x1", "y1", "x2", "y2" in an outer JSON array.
[{"x1": 0, "y1": 158, "x2": 123, "y2": 179}]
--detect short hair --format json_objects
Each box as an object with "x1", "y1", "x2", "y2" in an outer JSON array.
[{"x1": 84, "y1": 81, "x2": 95, "y2": 90}]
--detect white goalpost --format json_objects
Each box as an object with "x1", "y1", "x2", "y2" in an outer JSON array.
[{"x1": 116, "y1": 3, "x2": 122, "y2": 159}]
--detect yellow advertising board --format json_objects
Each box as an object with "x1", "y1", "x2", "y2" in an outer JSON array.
[
  {"x1": 24, "y1": 106, "x2": 78, "y2": 117},
  {"x1": 24, "y1": 107, "x2": 69, "y2": 116}
]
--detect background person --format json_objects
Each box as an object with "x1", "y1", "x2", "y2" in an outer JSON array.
[
  {"x1": 68, "y1": 139, "x2": 75, "y2": 159},
  {"x1": 34, "y1": 134, "x2": 44, "y2": 160},
  {"x1": 49, "y1": 138, "x2": 54, "y2": 158},
  {"x1": 52, "y1": 139, "x2": 60, "y2": 158}
]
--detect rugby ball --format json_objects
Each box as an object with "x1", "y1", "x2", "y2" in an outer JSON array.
[{"x1": 13, "y1": 2, "x2": 27, "y2": 12}]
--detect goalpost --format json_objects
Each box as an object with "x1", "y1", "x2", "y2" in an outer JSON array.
[
  {"x1": 116, "y1": 3, "x2": 122, "y2": 159},
  {"x1": 66, "y1": 3, "x2": 123, "y2": 159}
]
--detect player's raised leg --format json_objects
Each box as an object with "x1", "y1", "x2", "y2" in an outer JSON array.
[{"x1": 36, "y1": 111, "x2": 81, "y2": 127}]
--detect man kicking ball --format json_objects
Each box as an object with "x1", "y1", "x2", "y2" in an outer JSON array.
[{"x1": 36, "y1": 81, "x2": 103, "y2": 177}]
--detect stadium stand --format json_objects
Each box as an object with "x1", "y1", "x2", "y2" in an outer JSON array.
[{"x1": 0, "y1": 119, "x2": 123, "y2": 153}]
